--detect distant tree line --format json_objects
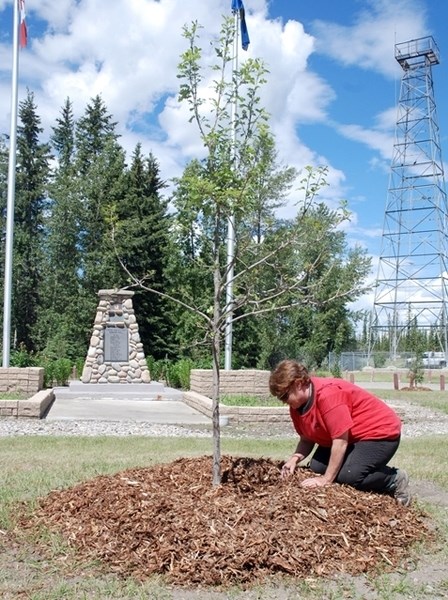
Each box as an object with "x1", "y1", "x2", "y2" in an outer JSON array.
[{"x1": 0, "y1": 90, "x2": 372, "y2": 370}]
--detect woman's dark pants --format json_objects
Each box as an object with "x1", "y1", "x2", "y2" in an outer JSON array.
[{"x1": 309, "y1": 438, "x2": 400, "y2": 493}]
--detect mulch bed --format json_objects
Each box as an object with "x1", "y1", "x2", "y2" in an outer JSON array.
[{"x1": 21, "y1": 456, "x2": 433, "y2": 588}]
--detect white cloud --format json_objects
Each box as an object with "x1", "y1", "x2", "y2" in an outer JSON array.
[
  {"x1": 29, "y1": 0, "x2": 193, "y2": 126},
  {"x1": 311, "y1": 0, "x2": 428, "y2": 78},
  {"x1": 374, "y1": 106, "x2": 398, "y2": 131},
  {"x1": 332, "y1": 122, "x2": 393, "y2": 160},
  {"x1": 0, "y1": 0, "x2": 431, "y2": 254},
  {"x1": 251, "y1": 17, "x2": 334, "y2": 124},
  {"x1": 0, "y1": 0, "x2": 384, "y2": 169}
]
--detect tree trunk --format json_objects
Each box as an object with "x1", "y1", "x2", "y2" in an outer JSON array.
[
  {"x1": 211, "y1": 331, "x2": 221, "y2": 486},
  {"x1": 211, "y1": 236, "x2": 222, "y2": 486}
]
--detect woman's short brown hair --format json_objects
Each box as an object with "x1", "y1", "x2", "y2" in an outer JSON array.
[{"x1": 269, "y1": 360, "x2": 310, "y2": 402}]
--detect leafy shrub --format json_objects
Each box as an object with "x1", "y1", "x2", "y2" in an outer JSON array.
[
  {"x1": 170, "y1": 358, "x2": 194, "y2": 390},
  {"x1": 38, "y1": 354, "x2": 78, "y2": 388},
  {"x1": 146, "y1": 356, "x2": 197, "y2": 389},
  {"x1": 10, "y1": 345, "x2": 38, "y2": 367},
  {"x1": 6, "y1": 349, "x2": 82, "y2": 387},
  {"x1": 41, "y1": 357, "x2": 74, "y2": 387},
  {"x1": 42, "y1": 360, "x2": 53, "y2": 388},
  {"x1": 52, "y1": 358, "x2": 73, "y2": 385},
  {"x1": 330, "y1": 356, "x2": 342, "y2": 379},
  {"x1": 373, "y1": 353, "x2": 387, "y2": 368},
  {"x1": 74, "y1": 357, "x2": 85, "y2": 380},
  {"x1": 190, "y1": 357, "x2": 213, "y2": 369},
  {"x1": 146, "y1": 357, "x2": 168, "y2": 382}
]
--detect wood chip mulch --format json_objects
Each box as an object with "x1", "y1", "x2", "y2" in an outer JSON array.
[{"x1": 21, "y1": 456, "x2": 433, "y2": 588}]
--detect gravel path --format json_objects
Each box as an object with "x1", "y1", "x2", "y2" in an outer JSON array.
[
  {"x1": 0, "y1": 419, "x2": 208, "y2": 438},
  {"x1": 0, "y1": 397, "x2": 448, "y2": 438},
  {"x1": 389, "y1": 396, "x2": 448, "y2": 437}
]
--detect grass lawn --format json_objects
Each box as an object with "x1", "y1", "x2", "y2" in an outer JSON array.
[
  {"x1": 0, "y1": 433, "x2": 447, "y2": 599},
  {"x1": 0, "y1": 391, "x2": 30, "y2": 400},
  {"x1": 368, "y1": 388, "x2": 448, "y2": 415},
  {"x1": 222, "y1": 387, "x2": 448, "y2": 416}
]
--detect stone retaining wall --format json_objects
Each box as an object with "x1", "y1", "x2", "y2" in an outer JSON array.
[
  {"x1": 190, "y1": 369, "x2": 271, "y2": 398},
  {"x1": 0, "y1": 367, "x2": 44, "y2": 393},
  {"x1": 183, "y1": 391, "x2": 289, "y2": 424},
  {"x1": 0, "y1": 389, "x2": 54, "y2": 418}
]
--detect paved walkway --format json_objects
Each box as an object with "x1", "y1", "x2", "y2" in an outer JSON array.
[{"x1": 47, "y1": 383, "x2": 211, "y2": 425}]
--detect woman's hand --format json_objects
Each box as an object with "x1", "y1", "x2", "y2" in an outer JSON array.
[
  {"x1": 300, "y1": 476, "x2": 330, "y2": 488},
  {"x1": 281, "y1": 455, "x2": 300, "y2": 478}
]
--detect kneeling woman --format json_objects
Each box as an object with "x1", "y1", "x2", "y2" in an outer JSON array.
[{"x1": 269, "y1": 360, "x2": 411, "y2": 506}]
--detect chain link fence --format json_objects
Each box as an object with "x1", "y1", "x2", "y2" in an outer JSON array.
[{"x1": 327, "y1": 352, "x2": 421, "y2": 372}]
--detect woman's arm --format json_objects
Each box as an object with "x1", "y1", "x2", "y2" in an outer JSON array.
[
  {"x1": 300, "y1": 431, "x2": 349, "y2": 487},
  {"x1": 281, "y1": 438, "x2": 315, "y2": 477}
]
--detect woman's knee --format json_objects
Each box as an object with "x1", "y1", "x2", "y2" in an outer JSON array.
[
  {"x1": 336, "y1": 466, "x2": 365, "y2": 487},
  {"x1": 309, "y1": 458, "x2": 328, "y2": 476}
]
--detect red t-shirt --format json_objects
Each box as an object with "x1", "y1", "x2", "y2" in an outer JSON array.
[{"x1": 289, "y1": 377, "x2": 401, "y2": 447}]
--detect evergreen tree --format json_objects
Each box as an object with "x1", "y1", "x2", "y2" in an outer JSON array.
[
  {"x1": 35, "y1": 98, "x2": 86, "y2": 359},
  {"x1": 52, "y1": 97, "x2": 75, "y2": 169},
  {"x1": 75, "y1": 97, "x2": 126, "y2": 305},
  {"x1": 79, "y1": 139, "x2": 127, "y2": 292},
  {"x1": 114, "y1": 144, "x2": 175, "y2": 359},
  {"x1": 13, "y1": 90, "x2": 51, "y2": 352},
  {"x1": 75, "y1": 95, "x2": 118, "y2": 174}
]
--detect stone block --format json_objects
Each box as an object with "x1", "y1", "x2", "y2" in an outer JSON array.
[
  {"x1": 17, "y1": 389, "x2": 54, "y2": 418},
  {"x1": 183, "y1": 390, "x2": 291, "y2": 424},
  {"x1": 0, "y1": 400, "x2": 18, "y2": 417}
]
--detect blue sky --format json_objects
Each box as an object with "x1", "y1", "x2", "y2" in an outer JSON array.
[{"x1": 1, "y1": 0, "x2": 447, "y2": 312}]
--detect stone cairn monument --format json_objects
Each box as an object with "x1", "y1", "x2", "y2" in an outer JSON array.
[{"x1": 81, "y1": 289, "x2": 151, "y2": 384}]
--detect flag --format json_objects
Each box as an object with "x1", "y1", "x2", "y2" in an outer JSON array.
[
  {"x1": 231, "y1": 0, "x2": 250, "y2": 51},
  {"x1": 19, "y1": 0, "x2": 27, "y2": 48}
]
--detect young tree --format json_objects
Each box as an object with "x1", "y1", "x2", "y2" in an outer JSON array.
[{"x1": 118, "y1": 19, "x2": 371, "y2": 485}]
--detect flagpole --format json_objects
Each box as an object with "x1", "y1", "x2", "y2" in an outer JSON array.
[
  {"x1": 224, "y1": 9, "x2": 239, "y2": 371},
  {"x1": 2, "y1": 0, "x2": 20, "y2": 367}
]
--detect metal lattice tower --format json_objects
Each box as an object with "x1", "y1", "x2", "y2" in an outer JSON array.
[{"x1": 371, "y1": 36, "x2": 448, "y2": 357}]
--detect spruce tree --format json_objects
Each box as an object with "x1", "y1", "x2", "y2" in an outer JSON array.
[
  {"x1": 13, "y1": 90, "x2": 51, "y2": 352},
  {"x1": 75, "y1": 95, "x2": 118, "y2": 174},
  {"x1": 35, "y1": 98, "x2": 86, "y2": 359},
  {"x1": 52, "y1": 97, "x2": 75, "y2": 169},
  {"x1": 114, "y1": 144, "x2": 175, "y2": 359},
  {"x1": 75, "y1": 96, "x2": 126, "y2": 308}
]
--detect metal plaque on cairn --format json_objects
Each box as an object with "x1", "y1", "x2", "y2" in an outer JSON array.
[
  {"x1": 81, "y1": 289, "x2": 151, "y2": 384},
  {"x1": 104, "y1": 327, "x2": 128, "y2": 363}
]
